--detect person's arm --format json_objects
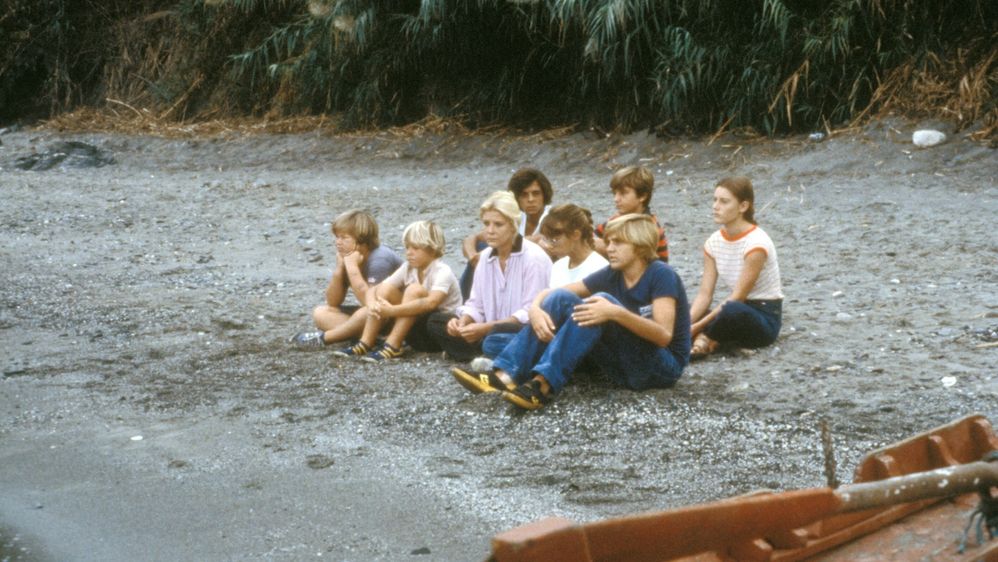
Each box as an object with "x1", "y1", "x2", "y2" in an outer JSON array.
[
  {"x1": 729, "y1": 249, "x2": 767, "y2": 301},
  {"x1": 446, "y1": 314, "x2": 474, "y2": 337},
  {"x1": 693, "y1": 249, "x2": 767, "y2": 335},
  {"x1": 689, "y1": 252, "x2": 718, "y2": 330},
  {"x1": 593, "y1": 237, "x2": 607, "y2": 257},
  {"x1": 365, "y1": 283, "x2": 383, "y2": 317},
  {"x1": 592, "y1": 221, "x2": 608, "y2": 257},
  {"x1": 572, "y1": 294, "x2": 675, "y2": 347},
  {"x1": 456, "y1": 316, "x2": 519, "y2": 343},
  {"x1": 342, "y1": 250, "x2": 371, "y2": 305},
  {"x1": 528, "y1": 281, "x2": 590, "y2": 341},
  {"x1": 462, "y1": 231, "x2": 485, "y2": 266},
  {"x1": 325, "y1": 254, "x2": 348, "y2": 307},
  {"x1": 377, "y1": 290, "x2": 446, "y2": 318},
  {"x1": 447, "y1": 312, "x2": 515, "y2": 343}
]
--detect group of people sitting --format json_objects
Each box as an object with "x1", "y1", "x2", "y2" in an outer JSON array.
[{"x1": 291, "y1": 166, "x2": 783, "y2": 411}]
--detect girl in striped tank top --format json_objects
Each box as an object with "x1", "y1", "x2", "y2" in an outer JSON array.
[{"x1": 690, "y1": 176, "x2": 783, "y2": 359}]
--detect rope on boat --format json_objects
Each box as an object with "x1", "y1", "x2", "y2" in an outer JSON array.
[{"x1": 958, "y1": 451, "x2": 998, "y2": 554}]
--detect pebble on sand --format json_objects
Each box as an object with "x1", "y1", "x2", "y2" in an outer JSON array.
[{"x1": 912, "y1": 129, "x2": 946, "y2": 148}]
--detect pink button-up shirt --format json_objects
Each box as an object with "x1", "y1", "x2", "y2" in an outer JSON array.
[{"x1": 457, "y1": 237, "x2": 551, "y2": 324}]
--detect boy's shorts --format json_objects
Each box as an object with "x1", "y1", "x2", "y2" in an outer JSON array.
[{"x1": 405, "y1": 314, "x2": 441, "y2": 352}]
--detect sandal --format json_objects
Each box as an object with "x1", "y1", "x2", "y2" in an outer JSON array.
[
  {"x1": 690, "y1": 334, "x2": 718, "y2": 361},
  {"x1": 502, "y1": 379, "x2": 552, "y2": 411}
]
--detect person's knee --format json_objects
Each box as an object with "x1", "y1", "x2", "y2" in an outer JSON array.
[
  {"x1": 482, "y1": 333, "x2": 512, "y2": 359},
  {"x1": 312, "y1": 304, "x2": 343, "y2": 325},
  {"x1": 627, "y1": 368, "x2": 682, "y2": 391},
  {"x1": 542, "y1": 288, "x2": 581, "y2": 312},
  {"x1": 592, "y1": 291, "x2": 620, "y2": 305},
  {"x1": 375, "y1": 283, "x2": 403, "y2": 302},
  {"x1": 402, "y1": 284, "x2": 428, "y2": 300},
  {"x1": 311, "y1": 305, "x2": 329, "y2": 321},
  {"x1": 719, "y1": 300, "x2": 745, "y2": 315}
]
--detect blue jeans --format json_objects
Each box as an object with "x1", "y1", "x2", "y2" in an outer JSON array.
[
  {"x1": 481, "y1": 329, "x2": 518, "y2": 359},
  {"x1": 493, "y1": 289, "x2": 685, "y2": 394},
  {"x1": 704, "y1": 299, "x2": 782, "y2": 348}
]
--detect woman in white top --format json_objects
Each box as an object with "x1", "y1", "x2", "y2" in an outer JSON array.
[
  {"x1": 689, "y1": 176, "x2": 783, "y2": 359},
  {"x1": 540, "y1": 204, "x2": 609, "y2": 288}
]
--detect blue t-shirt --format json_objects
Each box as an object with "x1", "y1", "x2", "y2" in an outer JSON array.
[
  {"x1": 582, "y1": 261, "x2": 691, "y2": 360},
  {"x1": 363, "y1": 245, "x2": 404, "y2": 285}
]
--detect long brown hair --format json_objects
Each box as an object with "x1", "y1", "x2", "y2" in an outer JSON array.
[
  {"x1": 508, "y1": 167, "x2": 553, "y2": 205},
  {"x1": 716, "y1": 176, "x2": 756, "y2": 224},
  {"x1": 541, "y1": 204, "x2": 596, "y2": 249}
]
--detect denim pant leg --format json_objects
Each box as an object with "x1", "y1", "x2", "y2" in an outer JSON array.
[
  {"x1": 704, "y1": 301, "x2": 781, "y2": 348},
  {"x1": 493, "y1": 289, "x2": 590, "y2": 389},
  {"x1": 481, "y1": 324, "x2": 523, "y2": 359},
  {"x1": 528, "y1": 290, "x2": 608, "y2": 393},
  {"x1": 591, "y1": 322, "x2": 685, "y2": 390}
]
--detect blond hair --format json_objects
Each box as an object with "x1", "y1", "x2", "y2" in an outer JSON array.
[
  {"x1": 603, "y1": 214, "x2": 658, "y2": 262},
  {"x1": 331, "y1": 209, "x2": 380, "y2": 248},
  {"x1": 479, "y1": 191, "x2": 521, "y2": 229},
  {"x1": 402, "y1": 220, "x2": 446, "y2": 257}
]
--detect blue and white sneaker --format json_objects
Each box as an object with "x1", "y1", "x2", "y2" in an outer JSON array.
[
  {"x1": 290, "y1": 330, "x2": 326, "y2": 348},
  {"x1": 362, "y1": 343, "x2": 405, "y2": 363},
  {"x1": 331, "y1": 341, "x2": 371, "y2": 358}
]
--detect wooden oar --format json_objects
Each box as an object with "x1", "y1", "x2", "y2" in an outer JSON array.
[
  {"x1": 492, "y1": 460, "x2": 998, "y2": 562},
  {"x1": 836, "y1": 459, "x2": 998, "y2": 512}
]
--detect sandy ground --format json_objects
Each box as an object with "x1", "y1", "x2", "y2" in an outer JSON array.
[{"x1": 0, "y1": 119, "x2": 996, "y2": 561}]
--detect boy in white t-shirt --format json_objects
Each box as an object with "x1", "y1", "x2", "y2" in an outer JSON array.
[{"x1": 334, "y1": 221, "x2": 462, "y2": 362}]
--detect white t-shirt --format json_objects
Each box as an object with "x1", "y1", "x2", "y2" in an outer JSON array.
[
  {"x1": 518, "y1": 205, "x2": 551, "y2": 237},
  {"x1": 704, "y1": 225, "x2": 783, "y2": 300},
  {"x1": 382, "y1": 259, "x2": 463, "y2": 315},
  {"x1": 549, "y1": 251, "x2": 609, "y2": 288}
]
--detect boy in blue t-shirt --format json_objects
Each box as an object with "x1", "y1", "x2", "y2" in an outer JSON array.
[
  {"x1": 291, "y1": 209, "x2": 403, "y2": 347},
  {"x1": 451, "y1": 213, "x2": 691, "y2": 410}
]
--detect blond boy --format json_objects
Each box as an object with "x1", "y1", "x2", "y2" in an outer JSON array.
[{"x1": 333, "y1": 221, "x2": 461, "y2": 361}]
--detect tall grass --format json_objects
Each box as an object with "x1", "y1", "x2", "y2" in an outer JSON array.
[{"x1": 2, "y1": 0, "x2": 995, "y2": 135}]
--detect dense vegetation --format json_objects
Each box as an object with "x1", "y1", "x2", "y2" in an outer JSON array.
[{"x1": 2, "y1": 0, "x2": 995, "y2": 135}]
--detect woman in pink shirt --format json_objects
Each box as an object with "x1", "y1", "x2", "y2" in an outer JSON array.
[{"x1": 428, "y1": 191, "x2": 551, "y2": 362}]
